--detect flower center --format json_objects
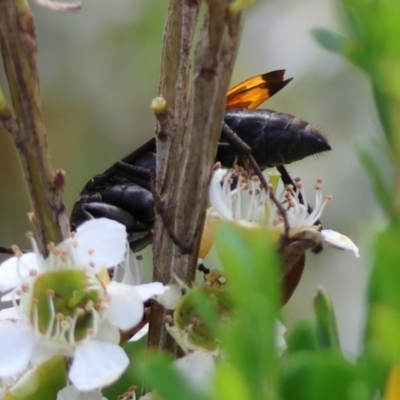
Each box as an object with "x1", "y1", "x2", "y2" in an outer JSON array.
[
  {"x1": 31, "y1": 269, "x2": 103, "y2": 343},
  {"x1": 175, "y1": 286, "x2": 234, "y2": 350}
]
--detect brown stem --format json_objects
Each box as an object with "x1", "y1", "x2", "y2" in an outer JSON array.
[
  {"x1": 148, "y1": 0, "x2": 242, "y2": 354},
  {"x1": 0, "y1": 0, "x2": 69, "y2": 252}
]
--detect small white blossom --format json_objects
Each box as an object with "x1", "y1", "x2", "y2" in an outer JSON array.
[
  {"x1": 0, "y1": 219, "x2": 166, "y2": 391},
  {"x1": 208, "y1": 168, "x2": 359, "y2": 257}
]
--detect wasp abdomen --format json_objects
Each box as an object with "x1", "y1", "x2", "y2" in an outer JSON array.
[
  {"x1": 100, "y1": 184, "x2": 155, "y2": 226},
  {"x1": 219, "y1": 109, "x2": 331, "y2": 168}
]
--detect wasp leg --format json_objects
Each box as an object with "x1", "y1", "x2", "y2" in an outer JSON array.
[
  {"x1": 114, "y1": 161, "x2": 153, "y2": 190},
  {"x1": 150, "y1": 183, "x2": 194, "y2": 254},
  {"x1": 115, "y1": 160, "x2": 193, "y2": 254}
]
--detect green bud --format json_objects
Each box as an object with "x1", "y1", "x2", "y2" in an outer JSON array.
[{"x1": 175, "y1": 286, "x2": 234, "y2": 350}]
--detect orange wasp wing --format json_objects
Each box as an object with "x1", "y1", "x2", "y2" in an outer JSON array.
[{"x1": 226, "y1": 69, "x2": 293, "y2": 110}]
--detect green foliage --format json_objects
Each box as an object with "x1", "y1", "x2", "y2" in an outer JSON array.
[
  {"x1": 310, "y1": 0, "x2": 400, "y2": 398},
  {"x1": 286, "y1": 320, "x2": 318, "y2": 354},
  {"x1": 215, "y1": 224, "x2": 280, "y2": 400},
  {"x1": 280, "y1": 352, "x2": 367, "y2": 400},
  {"x1": 137, "y1": 352, "x2": 208, "y2": 400},
  {"x1": 314, "y1": 287, "x2": 341, "y2": 351},
  {"x1": 357, "y1": 145, "x2": 394, "y2": 219},
  {"x1": 367, "y1": 224, "x2": 400, "y2": 361},
  {"x1": 136, "y1": 219, "x2": 389, "y2": 400},
  {"x1": 313, "y1": 0, "x2": 400, "y2": 161}
]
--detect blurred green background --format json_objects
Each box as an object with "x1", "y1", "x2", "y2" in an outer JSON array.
[{"x1": 0, "y1": 0, "x2": 382, "y2": 356}]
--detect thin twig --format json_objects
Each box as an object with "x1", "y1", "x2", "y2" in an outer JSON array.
[
  {"x1": 0, "y1": 0, "x2": 70, "y2": 253},
  {"x1": 149, "y1": 0, "x2": 242, "y2": 354}
]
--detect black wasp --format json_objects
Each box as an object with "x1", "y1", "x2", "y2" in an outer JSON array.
[{"x1": 70, "y1": 70, "x2": 331, "y2": 252}]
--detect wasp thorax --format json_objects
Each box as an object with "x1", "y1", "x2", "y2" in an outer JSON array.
[
  {"x1": 31, "y1": 269, "x2": 104, "y2": 343},
  {"x1": 174, "y1": 286, "x2": 234, "y2": 351}
]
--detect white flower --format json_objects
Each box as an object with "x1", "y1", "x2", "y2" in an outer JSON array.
[
  {"x1": 0, "y1": 219, "x2": 167, "y2": 391},
  {"x1": 209, "y1": 168, "x2": 359, "y2": 257},
  {"x1": 0, "y1": 218, "x2": 127, "y2": 296}
]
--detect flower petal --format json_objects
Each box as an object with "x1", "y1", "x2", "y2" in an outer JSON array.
[
  {"x1": 106, "y1": 282, "x2": 144, "y2": 331},
  {"x1": 209, "y1": 169, "x2": 234, "y2": 221},
  {"x1": 1, "y1": 289, "x2": 19, "y2": 303},
  {"x1": 156, "y1": 284, "x2": 181, "y2": 310},
  {"x1": 57, "y1": 385, "x2": 108, "y2": 400},
  {"x1": 199, "y1": 214, "x2": 220, "y2": 259},
  {"x1": 69, "y1": 340, "x2": 129, "y2": 391},
  {"x1": 136, "y1": 282, "x2": 168, "y2": 302},
  {"x1": 174, "y1": 351, "x2": 216, "y2": 392},
  {"x1": 0, "y1": 307, "x2": 20, "y2": 320},
  {"x1": 0, "y1": 320, "x2": 36, "y2": 377},
  {"x1": 59, "y1": 219, "x2": 127, "y2": 270},
  {"x1": 321, "y1": 229, "x2": 360, "y2": 257},
  {"x1": 96, "y1": 321, "x2": 121, "y2": 345},
  {"x1": 118, "y1": 250, "x2": 142, "y2": 285},
  {"x1": 0, "y1": 253, "x2": 39, "y2": 292}
]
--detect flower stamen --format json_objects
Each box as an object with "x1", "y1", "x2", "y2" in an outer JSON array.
[{"x1": 45, "y1": 295, "x2": 56, "y2": 339}]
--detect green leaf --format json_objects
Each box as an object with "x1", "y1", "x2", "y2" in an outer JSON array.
[
  {"x1": 311, "y1": 28, "x2": 348, "y2": 55},
  {"x1": 136, "y1": 352, "x2": 209, "y2": 400},
  {"x1": 280, "y1": 353, "x2": 364, "y2": 400},
  {"x1": 333, "y1": 0, "x2": 400, "y2": 156},
  {"x1": 215, "y1": 223, "x2": 280, "y2": 400},
  {"x1": 356, "y1": 350, "x2": 389, "y2": 397},
  {"x1": 357, "y1": 146, "x2": 394, "y2": 220},
  {"x1": 214, "y1": 363, "x2": 250, "y2": 400},
  {"x1": 286, "y1": 320, "x2": 318, "y2": 354},
  {"x1": 369, "y1": 304, "x2": 400, "y2": 360},
  {"x1": 368, "y1": 224, "x2": 400, "y2": 309},
  {"x1": 366, "y1": 224, "x2": 400, "y2": 361},
  {"x1": 314, "y1": 287, "x2": 341, "y2": 351}
]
